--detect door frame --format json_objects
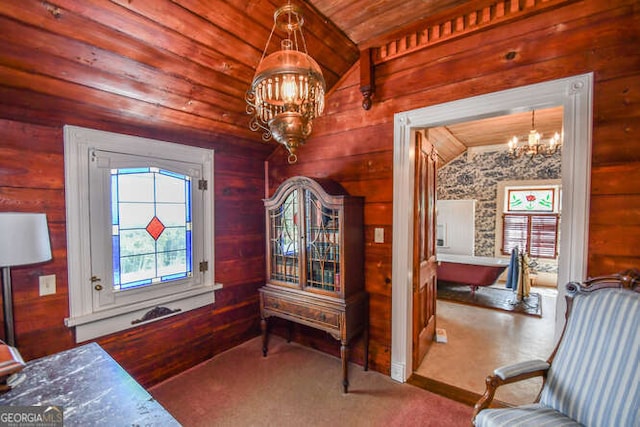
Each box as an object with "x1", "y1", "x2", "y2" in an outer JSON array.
[{"x1": 390, "y1": 73, "x2": 593, "y2": 382}]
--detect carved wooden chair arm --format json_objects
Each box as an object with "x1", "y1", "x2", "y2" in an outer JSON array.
[{"x1": 472, "y1": 359, "x2": 550, "y2": 421}]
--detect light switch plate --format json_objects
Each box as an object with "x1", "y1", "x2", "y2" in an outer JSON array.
[
  {"x1": 374, "y1": 227, "x2": 384, "y2": 243},
  {"x1": 39, "y1": 274, "x2": 56, "y2": 296}
]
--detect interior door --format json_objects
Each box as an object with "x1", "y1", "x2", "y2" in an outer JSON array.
[{"x1": 412, "y1": 130, "x2": 438, "y2": 369}]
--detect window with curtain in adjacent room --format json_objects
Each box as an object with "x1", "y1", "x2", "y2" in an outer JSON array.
[
  {"x1": 63, "y1": 126, "x2": 220, "y2": 342},
  {"x1": 500, "y1": 186, "x2": 560, "y2": 259},
  {"x1": 501, "y1": 213, "x2": 559, "y2": 258}
]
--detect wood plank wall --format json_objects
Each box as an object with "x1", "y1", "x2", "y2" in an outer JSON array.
[
  {"x1": 267, "y1": 0, "x2": 640, "y2": 375},
  {"x1": 0, "y1": 117, "x2": 269, "y2": 388},
  {"x1": 0, "y1": 0, "x2": 637, "y2": 387}
]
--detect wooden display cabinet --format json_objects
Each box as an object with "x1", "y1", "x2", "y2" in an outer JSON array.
[{"x1": 259, "y1": 176, "x2": 368, "y2": 393}]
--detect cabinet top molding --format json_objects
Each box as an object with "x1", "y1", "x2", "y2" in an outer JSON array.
[{"x1": 266, "y1": 176, "x2": 360, "y2": 207}]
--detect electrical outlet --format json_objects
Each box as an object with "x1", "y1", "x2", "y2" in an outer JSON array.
[
  {"x1": 390, "y1": 363, "x2": 405, "y2": 382},
  {"x1": 39, "y1": 274, "x2": 56, "y2": 296},
  {"x1": 374, "y1": 227, "x2": 384, "y2": 243}
]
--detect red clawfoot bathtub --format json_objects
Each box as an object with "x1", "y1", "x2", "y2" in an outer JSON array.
[{"x1": 436, "y1": 254, "x2": 510, "y2": 293}]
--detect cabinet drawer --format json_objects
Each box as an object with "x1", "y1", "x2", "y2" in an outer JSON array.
[{"x1": 263, "y1": 295, "x2": 341, "y2": 329}]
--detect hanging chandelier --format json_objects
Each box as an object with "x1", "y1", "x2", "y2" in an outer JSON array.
[
  {"x1": 245, "y1": 3, "x2": 326, "y2": 164},
  {"x1": 508, "y1": 110, "x2": 562, "y2": 159}
]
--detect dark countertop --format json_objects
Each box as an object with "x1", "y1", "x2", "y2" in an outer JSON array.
[{"x1": 0, "y1": 342, "x2": 180, "y2": 426}]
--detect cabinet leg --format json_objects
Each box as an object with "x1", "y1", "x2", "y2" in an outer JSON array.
[
  {"x1": 287, "y1": 321, "x2": 293, "y2": 343},
  {"x1": 341, "y1": 343, "x2": 349, "y2": 393},
  {"x1": 261, "y1": 318, "x2": 268, "y2": 357}
]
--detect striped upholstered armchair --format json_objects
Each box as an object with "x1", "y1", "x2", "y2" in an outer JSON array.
[{"x1": 472, "y1": 270, "x2": 640, "y2": 427}]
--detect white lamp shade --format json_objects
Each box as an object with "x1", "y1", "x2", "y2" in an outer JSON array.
[{"x1": 0, "y1": 213, "x2": 52, "y2": 267}]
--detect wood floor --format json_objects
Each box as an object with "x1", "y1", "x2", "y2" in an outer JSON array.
[{"x1": 413, "y1": 286, "x2": 557, "y2": 406}]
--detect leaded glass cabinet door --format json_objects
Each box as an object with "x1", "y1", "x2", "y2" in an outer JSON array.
[
  {"x1": 264, "y1": 176, "x2": 363, "y2": 298},
  {"x1": 304, "y1": 190, "x2": 341, "y2": 294},
  {"x1": 267, "y1": 189, "x2": 300, "y2": 286}
]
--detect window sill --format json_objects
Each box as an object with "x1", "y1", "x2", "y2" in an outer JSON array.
[{"x1": 65, "y1": 283, "x2": 223, "y2": 342}]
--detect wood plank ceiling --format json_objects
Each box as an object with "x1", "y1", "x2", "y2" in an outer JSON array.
[
  {"x1": 430, "y1": 106, "x2": 565, "y2": 164},
  {"x1": 308, "y1": 0, "x2": 469, "y2": 46},
  {"x1": 0, "y1": 0, "x2": 560, "y2": 157}
]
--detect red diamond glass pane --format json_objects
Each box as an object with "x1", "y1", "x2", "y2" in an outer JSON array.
[{"x1": 146, "y1": 216, "x2": 166, "y2": 241}]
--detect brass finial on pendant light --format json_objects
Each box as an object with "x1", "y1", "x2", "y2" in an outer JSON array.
[{"x1": 245, "y1": 2, "x2": 326, "y2": 164}]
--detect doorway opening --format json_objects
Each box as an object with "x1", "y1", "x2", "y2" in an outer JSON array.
[
  {"x1": 414, "y1": 113, "x2": 563, "y2": 403},
  {"x1": 390, "y1": 73, "x2": 593, "y2": 388}
]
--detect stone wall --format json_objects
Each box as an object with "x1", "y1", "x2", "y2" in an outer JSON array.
[{"x1": 437, "y1": 149, "x2": 561, "y2": 271}]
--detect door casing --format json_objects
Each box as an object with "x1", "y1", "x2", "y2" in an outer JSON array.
[{"x1": 390, "y1": 73, "x2": 593, "y2": 382}]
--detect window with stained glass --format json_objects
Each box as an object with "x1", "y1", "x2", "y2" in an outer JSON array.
[
  {"x1": 64, "y1": 125, "x2": 216, "y2": 343},
  {"x1": 507, "y1": 188, "x2": 555, "y2": 212},
  {"x1": 111, "y1": 167, "x2": 192, "y2": 290}
]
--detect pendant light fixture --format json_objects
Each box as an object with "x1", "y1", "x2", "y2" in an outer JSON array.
[
  {"x1": 245, "y1": 2, "x2": 326, "y2": 164},
  {"x1": 508, "y1": 110, "x2": 562, "y2": 159}
]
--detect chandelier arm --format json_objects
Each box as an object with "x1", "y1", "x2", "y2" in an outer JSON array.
[
  {"x1": 297, "y1": 15, "x2": 310, "y2": 54},
  {"x1": 531, "y1": 109, "x2": 535, "y2": 129},
  {"x1": 259, "y1": 22, "x2": 279, "y2": 65},
  {"x1": 289, "y1": 12, "x2": 304, "y2": 53},
  {"x1": 247, "y1": 114, "x2": 270, "y2": 135}
]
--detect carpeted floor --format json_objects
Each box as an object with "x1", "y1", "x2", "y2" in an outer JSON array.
[
  {"x1": 149, "y1": 336, "x2": 473, "y2": 427},
  {"x1": 437, "y1": 283, "x2": 542, "y2": 317}
]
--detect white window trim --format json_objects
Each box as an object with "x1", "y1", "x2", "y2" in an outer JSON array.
[
  {"x1": 494, "y1": 179, "x2": 561, "y2": 258},
  {"x1": 63, "y1": 125, "x2": 221, "y2": 342}
]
